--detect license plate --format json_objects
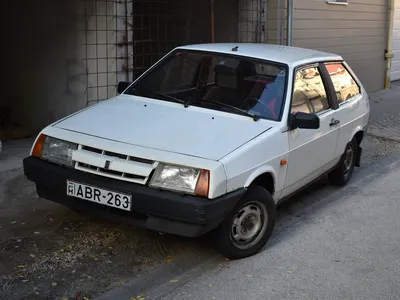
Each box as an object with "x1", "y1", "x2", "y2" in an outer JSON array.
[{"x1": 66, "y1": 180, "x2": 132, "y2": 211}]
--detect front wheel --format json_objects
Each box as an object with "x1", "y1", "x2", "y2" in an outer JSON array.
[{"x1": 211, "y1": 185, "x2": 276, "y2": 259}]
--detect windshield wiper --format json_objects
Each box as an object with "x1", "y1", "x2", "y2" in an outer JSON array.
[
  {"x1": 132, "y1": 89, "x2": 188, "y2": 107},
  {"x1": 205, "y1": 100, "x2": 260, "y2": 121},
  {"x1": 149, "y1": 92, "x2": 188, "y2": 107}
]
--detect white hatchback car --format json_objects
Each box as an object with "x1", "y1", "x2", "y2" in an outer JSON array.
[{"x1": 23, "y1": 44, "x2": 370, "y2": 259}]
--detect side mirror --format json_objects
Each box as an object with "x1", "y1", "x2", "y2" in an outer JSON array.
[
  {"x1": 117, "y1": 81, "x2": 131, "y2": 94},
  {"x1": 288, "y1": 112, "x2": 320, "y2": 130}
]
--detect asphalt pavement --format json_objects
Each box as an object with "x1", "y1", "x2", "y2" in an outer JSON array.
[
  {"x1": 157, "y1": 151, "x2": 400, "y2": 300},
  {"x1": 1, "y1": 83, "x2": 399, "y2": 300}
]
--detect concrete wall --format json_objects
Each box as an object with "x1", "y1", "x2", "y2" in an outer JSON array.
[
  {"x1": 2, "y1": 0, "x2": 88, "y2": 136},
  {"x1": 292, "y1": 0, "x2": 388, "y2": 92},
  {"x1": 83, "y1": 0, "x2": 130, "y2": 106},
  {"x1": 2, "y1": 0, "x2": 127, "y2": 136},
  {"x1": 215, "y1": 0, "x2": 239, "y2": 42},
  {"x1": 2, "y1": 0, "x2": 212, "y2": 137},
  {"x1": 2, "y1": 0, "x2": 386, "y2": 139},
  {"x1": 237, "y1": 0, "x2": 286, "y2": 45},
  {"x1": 238, "y1": 0, "x2": 267, "y2": 42}
]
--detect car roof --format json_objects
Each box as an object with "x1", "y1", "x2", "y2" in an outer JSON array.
[{"x1": 176, "y1": 43, "x2": 343, "y2": 67}]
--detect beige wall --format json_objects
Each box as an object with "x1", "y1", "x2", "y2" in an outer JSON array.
[
  {"x1": 391, "y1": 0, "x2": 400, "y2": 80},
  {"x1": 292, "y1": 0, "x2": 388, "y2": 92},
  {"x1": 266, "y1": 0, "x2": 286, "y2": 45}
]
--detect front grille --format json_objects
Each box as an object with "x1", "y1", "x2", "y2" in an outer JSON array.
[
  {"x1": 73, "y1": 145, "x2": 157, "y2": 184},
  {"x1": 82, "y1": 146, "x2": 153, "y2": 164},
  {"x1": 82, "y1": 145, "x2": 102, "y2": 154}
]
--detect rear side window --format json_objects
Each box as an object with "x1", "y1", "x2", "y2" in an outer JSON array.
[{"x1": 324, "y1": 63, "x2": 360, "y2": 104}]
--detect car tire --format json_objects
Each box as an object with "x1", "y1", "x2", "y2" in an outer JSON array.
[
  {"x1": 211, "y1": 185, "x2": 276, "y2": 259},
  {"x1": 328, "y1": 137, "x2": 357, "y2": 186}
]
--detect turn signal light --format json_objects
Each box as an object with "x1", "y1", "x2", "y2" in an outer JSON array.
[
  {"x1": 195, "y1": 169, "x2": 210, "y2": 198},
  {"x1": 32, "y1": 134, "x2": 47, "y2": 158}
]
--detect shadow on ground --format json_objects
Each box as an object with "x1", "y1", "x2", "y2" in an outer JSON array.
[
  {"x1": 0, "y1": 133, "x2": 399, "y2": 300},
  {"x1": 0, "y1": 169, "x2": 209, "y2": 300}
]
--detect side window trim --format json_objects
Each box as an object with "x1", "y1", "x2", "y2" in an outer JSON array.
[
  {"x1": 318, "y1": 62, "x2": 339, "y2": 110},
  {"x1": 290, "y1": 63, "x2": 332, "y2": 116},
  {"x1": 316, "y1": 107, "x2": 333, "y2": 117},
  {"x1": 340, "y1": 92, "x2": 362, "y2": 106},
  {"x1": 323, "y1": 61, "x2": 362, "y2": 106}
]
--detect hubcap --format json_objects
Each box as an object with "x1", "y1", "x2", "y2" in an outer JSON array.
[
  {"x1": 230, "y1": 201, "x2": 268, "y2": 250},
  {"x1": 343, "y1": 145, "x2": 354, "y2": 176}
]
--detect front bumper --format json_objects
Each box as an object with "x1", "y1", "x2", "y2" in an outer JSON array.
[{"x1": 23, "y1": 157, "x2": 245, "y2": 237}]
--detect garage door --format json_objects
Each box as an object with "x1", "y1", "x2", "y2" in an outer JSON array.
[{"x1": 391, "y1": 0, "x2": 400, "y2": 81}]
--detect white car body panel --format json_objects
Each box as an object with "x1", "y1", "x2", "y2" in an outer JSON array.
[
  {"x1": 281, "y1": 108, "x2": 340, "y2": 198},
  {"x1": 220, "y1": 125, "x2": 288, "y2": 199},
  {"x1": 179, "y1": 44, "x2": 342, "y2": 69},
  {"x1": 334, "y1": 95, "x2": 369, "y2": 159},
  {"x1": 36, "y1": 126, "x2": 228, "y2": 198},
  {"x1": 53, "y1": 94, "x2": 274, "y2": 161},
  {"x1": 31, "y1": 43, "x2": 370, "y2": 205},
  {"x1": 331, "y1": 61, "x2": 370, "y2": 158}
]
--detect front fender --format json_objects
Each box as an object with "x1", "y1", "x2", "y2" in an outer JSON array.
[{"x1": 244, "y1": 166, "x2": 278, "y2": 193}]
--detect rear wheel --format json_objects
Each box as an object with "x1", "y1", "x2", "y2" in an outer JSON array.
[
  {"x1": 328, "y1": 137, "x2": 357, "y2": 186},
  {"x1": 212, "y1": 185, "x2": 276, "y2": 259}
]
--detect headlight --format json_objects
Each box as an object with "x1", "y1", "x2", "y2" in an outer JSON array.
[
  {"x1": 149, "y1": 163, "x2": 210, "y2": 197},
  {"x1": 32, "y1": 135, "x2": 77, "y2": 167}
]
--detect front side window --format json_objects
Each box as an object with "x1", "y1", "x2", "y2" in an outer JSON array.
[
  {"x1": 291, "y1": 66, "x2": 330, "y2": 114},
  {"x1": 125, "y1": 50, "x2": 288, "y2": 121},
  {"x1": 324, "y1": 62, "x2": 360, "y2": 104}
]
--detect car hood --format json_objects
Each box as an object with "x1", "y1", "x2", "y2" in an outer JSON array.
[{"x1": 54, "y1": 95, "x2": 274, "y2": 160}]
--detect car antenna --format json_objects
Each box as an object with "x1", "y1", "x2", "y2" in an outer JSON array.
[{"x1": 231, "y1": 46, "x2": 239, "y2": 52}]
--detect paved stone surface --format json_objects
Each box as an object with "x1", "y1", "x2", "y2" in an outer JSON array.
[
  {"x1": 367, "y1": 111, "x2": 400, "y2": 141},
  {"x1": 158, "y1": 152, "x2": 400, "y2": 300},
  {"x1": 361, "y1": 135, "x2": 400, "y2": 166},
  {"x1": 0, "y1": 138, "x2": 34, "y2": 172},
  {"x1": 366, "y1": 81, "x2": 400, "y2": 142},
  {"x1": 368, "y1": 80, "x2": 400, "y2": 122}
]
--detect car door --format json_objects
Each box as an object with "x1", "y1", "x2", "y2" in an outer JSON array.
[
  {"x1": 322, "y1": 61, "x2": 365, "y2": 159},
  {"x1": 281, "y1": 63, "x2": 340, "y2": 197}
]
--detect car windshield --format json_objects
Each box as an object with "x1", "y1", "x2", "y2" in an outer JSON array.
[{"x1": 125, "y1": 50, "x2": 287, "y2": 121}]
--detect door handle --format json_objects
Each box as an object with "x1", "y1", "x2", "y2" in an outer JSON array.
[{"x1": 329, "y1": 119, "x2": 340, "y2": 127}]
